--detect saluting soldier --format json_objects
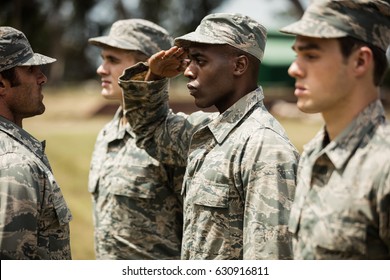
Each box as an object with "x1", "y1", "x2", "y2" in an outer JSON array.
[{"x1": 119, "y1": 13, "x2": 299, "y2": 260}]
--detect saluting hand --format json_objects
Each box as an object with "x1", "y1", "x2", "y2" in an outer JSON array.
[{"x1": 146, "y1": 46, "x2": 189, "y2": 81}]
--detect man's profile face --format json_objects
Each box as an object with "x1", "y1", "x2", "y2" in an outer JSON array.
[
  {"x1": 97, "y1": 47, "x2": 139, "y2": 101},
  {"x1": 288, "y1": 36, "x2": 356, "y2": 116},
  {"x1": 184, "y1": 43, "x2": 239, "y2": 112},
  {"x1": 5, "y1": 66, "x2": 47, "y2": 119}
]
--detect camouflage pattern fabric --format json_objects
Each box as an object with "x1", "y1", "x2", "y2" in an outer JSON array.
[
  {"x1": 0, "y1": 26, "x2": 56, "y2": 72},
  {"x1": 175, "y1": 13, "x2": 267, "y2": 62},
  {"x1": 289, "y1": 100, "x2": 390, "y2": 259},
  {"x1": 89, "y1": 19, "x2": 173, "y2": 56},
  {"x1": 0, "y1": 116, "x2": 72, "y2": 259},
  {"x1": 280, "y1": 0, "x2": 390, "y2": 51},
  {"x1": 119, "y1": 63, "x2": 299, "y2": 260},
  {"x1": 88, "y1": 108, "x2": 184, "y2": 259}
]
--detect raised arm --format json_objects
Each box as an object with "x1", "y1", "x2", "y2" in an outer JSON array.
[{"x1": 119, "y1": 53, "x2": 213, "y2": 168}]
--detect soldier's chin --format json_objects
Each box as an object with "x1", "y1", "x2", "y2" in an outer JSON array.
[
  {"x1": 296, "y1": 103, "x2": 318, "y2": 114},
  {"x1": 25, "y1": 106, "x2": 45, "y2": 118},
  {"x1": 101, "y1": 90, "x2": 113, "y2": 99},
  {"x1": 194, "y1": 98, "x2": 211, "y2": 110},
  {"x1": 37, "y1": 102, "x2": 45, "y2": 114}
]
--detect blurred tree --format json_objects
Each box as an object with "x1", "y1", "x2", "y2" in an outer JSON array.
[
  {"x1": 1, "y1": 0, "x2": 311, "y2": 85},
  {"x1": 137, "y1": 0, "x2": 224, "y2": 37},
  {"x1": 1, "y1": 0, "x2": 98, "y2": 84},
  {"x1": 289, "y1": 0, "x2": 305, "y2": 16}
]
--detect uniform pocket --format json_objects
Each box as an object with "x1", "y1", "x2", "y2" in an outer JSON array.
[
  {"x1": 315, "y1": 222, "x2": 366, "y2": 259},
  {"x1": 192, "y1": 183, "x2": 229, "y2": 208},
  {"x1": 110, "y1": 176, "x2": 157, "y2": 199},
  {"x1": 186, "y1": 181, "x2": 231, "y2": 258},
  {"x1": 105, "y1": 158, "x2": 168, "y2": 199}
]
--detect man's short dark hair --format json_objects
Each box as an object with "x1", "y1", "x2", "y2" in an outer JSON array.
[{"x1": 338, "y1": 36, "x2": 388, "y2": 86}]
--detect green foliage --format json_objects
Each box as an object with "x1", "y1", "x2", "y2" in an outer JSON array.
[{"x1": 0, "y1": 0, "x2": 226, "y2": 84}]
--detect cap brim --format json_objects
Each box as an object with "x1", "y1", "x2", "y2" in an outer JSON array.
[
  {"x1": 280, "y1": 19, "x2": 347, "y2": 38},
  {"x1": 174, "y1": 31, "x2": 226, "y2": 48},
  {"x1": 88, "y1": 36, "x2": 141, "y2": 51},
  {"x1": 20, "y1": 53, "x2": 56, "y2": 66}
]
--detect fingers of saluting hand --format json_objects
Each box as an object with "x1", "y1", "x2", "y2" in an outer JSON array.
[
  {"x1": 148, "y1": 47, "x2": 188, "y2": 78},
  {"x1": 177, "y1": 58, "x2": 190, "y2": 72},
  {"x1": 150, "y1": 48, "x2": 180, "y2": 63},
  {"x1": 159, "y1": 46, "x2": 184, "y2": 59}
]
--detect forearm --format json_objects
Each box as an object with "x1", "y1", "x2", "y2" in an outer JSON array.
[{"x1": 119, "y1": 63, "x2": 190, "y2": 166}]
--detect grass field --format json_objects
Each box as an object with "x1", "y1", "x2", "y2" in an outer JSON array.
[{"x1": 23, "y1": 82, "x2": 325, "y2": 259}]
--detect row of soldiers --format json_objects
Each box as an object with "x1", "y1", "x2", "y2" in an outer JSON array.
[{"x1": 0, "y1": 0, "x2": 389, "y2": 260}]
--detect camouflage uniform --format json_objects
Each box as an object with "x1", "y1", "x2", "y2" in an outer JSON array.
[
  {"x1": 0, "y1": 26, "x2": 71, "y2": 260},
  {"x1": 88, "y1": 19, "x2": 184, "y2": 259},
  {"x1": 289, "y1": 101, "x2": 390, "y2": 259},
  {"x1": 280, "y1": 0, "x2": 390, "y2": 259},
  {"x1": 89, "y1": 108, "x2": 183, "y2": 259},
  {"x1": 0, "y1": 117, "x2": 72, "y2": 259},
  {"x1": 119, "y1": 13, "x2": 299, "y2": 260}
]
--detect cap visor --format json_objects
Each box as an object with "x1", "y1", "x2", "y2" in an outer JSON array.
[
  {"x1": 174, "y1": 31, "x2": 226, "y2": 47},
  {"x1": 88, "y1": 36, "x2": 140, "y2": 51},
  {"x1": 280, "y1": 19, "x2": 347, "y2": 38},
  {"x1": 21, "y1": 53, "x2": 56, "y2": 66}
]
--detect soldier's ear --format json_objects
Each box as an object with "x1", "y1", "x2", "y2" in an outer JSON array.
[
  {"x1": 233, "y1": 55, "x2": 249, "y2": 76},
  {"x1": 353, "y1": 46, "x2": 373, "y2": 77}
]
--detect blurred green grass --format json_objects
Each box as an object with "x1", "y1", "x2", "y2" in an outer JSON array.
[{"x1": 23, "y1": 82, "x2": 324, "y2": 259}]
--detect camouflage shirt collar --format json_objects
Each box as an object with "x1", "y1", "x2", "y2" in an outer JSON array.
[
  {"x1": 208, "y1": 87, "x2": 264, "y2": 143},
  {"x1": 304, "y1": 100, "x2": 386, "y2": 170},
  {"x1": 0, "y1": 115, "x2": 49, "y2": 167},
  {"x1": 104, "y1": 106, "x2": 134, "y2": 142}
]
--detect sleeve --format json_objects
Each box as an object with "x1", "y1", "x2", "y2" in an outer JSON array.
[
  {"x1": 378, "y1": 169, "x2": 390, "y2": 254},
  {"x1": 119, "y1": 63, "x2": 212, "y2": 167},
  {"x1": 241, "y1": 129, "x2": 299, "y2": 260},
  {"x1": 0, "y1": 161, "x2": 41, "y2": 259}
]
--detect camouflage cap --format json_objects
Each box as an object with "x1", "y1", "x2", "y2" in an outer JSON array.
[
  {"x1": 88, "y1": 19, "x2": 173, "y2": 57},
  {"x1": 0, "y1": 26, "x2": 56, "y2": 72},
  {"x1": 174, "y1": 13, "x2": 267, "y2": 62},
  {"x1": 280, "y1": 0, "x2": 390, "y2": 51}
]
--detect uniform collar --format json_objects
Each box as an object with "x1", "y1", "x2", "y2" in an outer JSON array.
[
  {"x1": 207, "y1": 87, "x2": 264, "y2": 144},
  {"x1": 0, "y1": 115, "x2": 49, "y2": 167},
  {"x1": 104, "y1": 107, "x2": 134, "y2": 142},
  {"x1": 304, "y1": 100, "x2": 386, "y2": 170}
]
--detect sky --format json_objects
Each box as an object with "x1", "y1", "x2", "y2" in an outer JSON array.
[
  {"x1": 89, "y1": 0, "x2": 309, "y2": 30},
  {"x1": 214, "y1": 0, "x2": 310, "y2": 31}
]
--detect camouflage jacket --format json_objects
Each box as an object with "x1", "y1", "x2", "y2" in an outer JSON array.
[
  {"x1": 0, "y1": 116, "x2": 72, "y2": 259},
  {"x1": 289, "y1": 100, "x2": 390, "y2": 259},
  {"x1": 119, "y1": 63, "x2": 299, "y2": 260},
  {"x1": 88, "y1": 107, "x2": 184, "y2": 259}
]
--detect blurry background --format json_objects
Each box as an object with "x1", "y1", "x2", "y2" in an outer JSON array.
[
  {"x1": 1, "y1": 0, "x2": 389, "y2": 259},
  {"x1": 1, "y1": 0, "x2": 309, "y2": 84}
]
